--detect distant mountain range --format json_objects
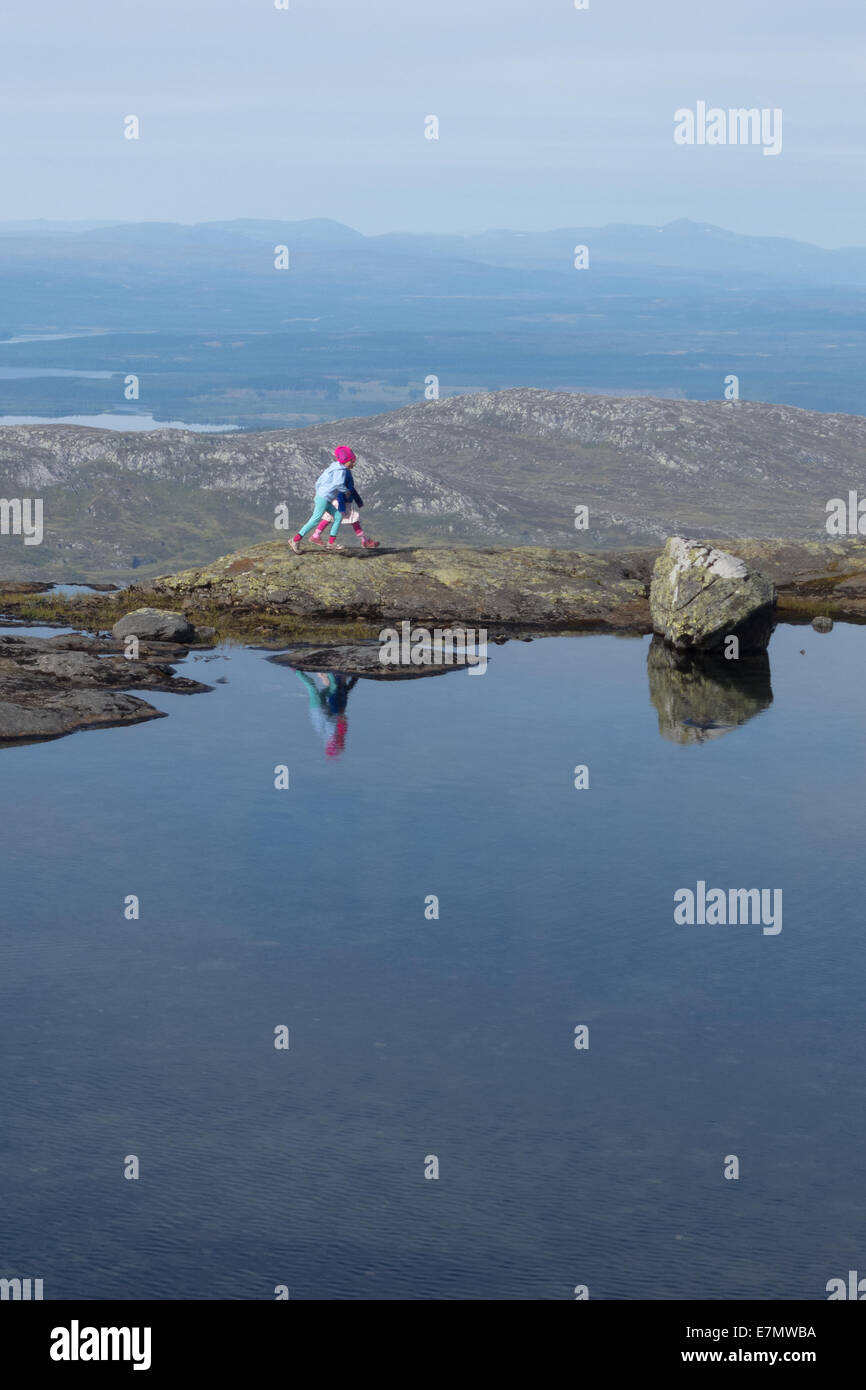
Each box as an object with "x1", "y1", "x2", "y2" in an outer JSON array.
[
  {"x1": 1, "y1": 388, "x2": 862, "y2": 582},
  {"x1": 1, "y1": 217, "x2": 864, "y2": 284},
  {"x1": 0, "y1": 214, "x2": 864, "y2": 425}
]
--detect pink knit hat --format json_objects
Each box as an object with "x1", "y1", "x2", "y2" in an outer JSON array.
[{"x1": 334, "y1": 445, "x2": 356, "y2": 464}]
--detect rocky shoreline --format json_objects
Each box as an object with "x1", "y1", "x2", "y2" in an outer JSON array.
[
  {"x1": 124, "y1": 537, "x2": 866, "y2": 629},
  {"x1": 3, "y1": 537, "x2": 866, "y2": 638},
  {"x1": 0, "y1": 632, "x2": 212, "y2": 745},
  {"x1": 2, "y1": 537, "x2": 864, "y2": 744}
]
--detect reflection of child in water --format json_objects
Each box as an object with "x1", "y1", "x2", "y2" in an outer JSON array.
[{"x1": 295, "y1": 670, "x2": 359, "y2": 758}]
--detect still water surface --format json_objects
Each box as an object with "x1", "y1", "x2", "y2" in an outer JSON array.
[{"x1": 0, "y1": 626, "x2": 863, "y2": 1299}]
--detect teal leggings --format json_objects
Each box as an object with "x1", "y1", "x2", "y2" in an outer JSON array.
[{"x1": 298, "y1": 495, "x2": 342, "y2": 539}]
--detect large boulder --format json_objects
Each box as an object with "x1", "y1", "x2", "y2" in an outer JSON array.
[
  {"x1": 111, "y1": 607, "x2": 196, "y2": 643},
  {"x1": 650, "y1": 537, "x2": 776, "y2": 652}
]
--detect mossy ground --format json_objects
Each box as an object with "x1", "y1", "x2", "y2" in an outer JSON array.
[{"x1": 0, "y1": 589, "x2": 382, "y2": 645}]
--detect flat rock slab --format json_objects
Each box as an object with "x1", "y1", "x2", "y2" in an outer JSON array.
[
  {"x1": 270, "y1": 642, "x2": 472, "y2": 680},
  {"x1": 133, "y1": 538, "x2": 866, "y2": 631},
  {"x1": 0, "y1": 690, "x2": 165, "y2": 744},
  {"x1": 0, "y1": 633, "x2": 211, "y2": 746},
  {"x1": 38, "y1": 633, "x2": 196, "y2": 659},
  {"x1": 151, "y1": 543, "x2": 653, "y2": 629}
]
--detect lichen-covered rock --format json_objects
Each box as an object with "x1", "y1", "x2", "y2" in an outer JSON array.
[
  {"x1": 148, "y1": 543, "x2": 653, "y2": 631},
  {"x1": 811, "y1": 615, "x2": 834, "y2": 633},
  {"x1": 111, "y1": 607, "x2": 196, "y2": 643},
  {"x1": 10, "y1": 538, "x2": 866, "y2": 638},
  {"x1": 650, "y1": 537, "x2": 776, "y2": 652}
]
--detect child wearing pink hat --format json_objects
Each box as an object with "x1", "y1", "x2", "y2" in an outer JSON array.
[{"x1": 290, "y1": 446, "x2": 379, "y2": 552}]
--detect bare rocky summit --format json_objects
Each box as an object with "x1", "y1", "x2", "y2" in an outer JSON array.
[{"x1": 150, "y1": 543, "x2": 653, "y2": 630}]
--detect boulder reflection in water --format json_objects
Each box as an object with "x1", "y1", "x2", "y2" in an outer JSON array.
[{"x1": 647, "y1": 635, "x2": 773, "y2": 744}]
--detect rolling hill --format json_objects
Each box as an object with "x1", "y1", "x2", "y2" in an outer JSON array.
[{"x1": 1, "y1": 388, "x2": 863, "y2": 582}]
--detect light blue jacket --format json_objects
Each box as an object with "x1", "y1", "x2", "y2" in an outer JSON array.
[{"x1": 315, "y1": 463, "x2": 350, "y2": 501}]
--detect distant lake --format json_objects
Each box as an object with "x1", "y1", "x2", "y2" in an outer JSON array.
[
  {"x1": 48, "y1": 583, "x2": 121, "y2": 597},
  {"x1": 0, "y1": 331, "x2": 113, "y2": 345},
  {"x1": 0, "y1": 368, "x2": 115, "y2": 379},
  {"x1": 0, "y1": 412, "x2": 239, "y2": 432},
  {"x1": 0, "y1": 625, "x2": 864, "y2": 1299}
]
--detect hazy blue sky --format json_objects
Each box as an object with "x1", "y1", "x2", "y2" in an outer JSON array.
[{"x1": 1, "y1": 0, "x2": 862, "y2": 244}]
